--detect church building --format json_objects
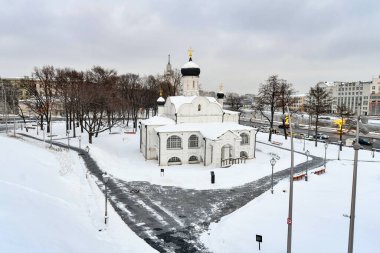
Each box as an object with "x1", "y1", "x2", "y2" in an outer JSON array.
[{"x1": 140, "y1": 50, "x2": 257, "y2": 167}]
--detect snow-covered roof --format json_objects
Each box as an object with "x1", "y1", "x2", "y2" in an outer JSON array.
[
  {"x1": 181, "y1": 61, "x2": 200, "y2": 69},
  {"x1": 141, "y1": 116, "x2": 175, "y2": 126},
  {"x1": 168, "y1": 96, "x2": 220, "y2": 112},
  {"x1": 157, "y1": 97, "x2": 165, "y2": 102},
  {"x1": 155, "y1": 122, "x2": 254, "y2": 140},
  {"x1": 223, "y1": 109, "x2": 240, "y2": 115}
]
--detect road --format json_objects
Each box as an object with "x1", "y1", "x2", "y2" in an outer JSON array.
[
  {"x1": 240, "y1": 120, "x2": 380, "y2": 150},
  {"x1": 18, "y1": 133, "x2": 325, "y2": 253}
]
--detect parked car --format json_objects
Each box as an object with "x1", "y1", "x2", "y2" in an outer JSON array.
[
  {"x1": 354, "y1": 138, "x2": 373, "y2": 146},
  {"x1": 278, "y1": 124, "x2": 289, "y2": 129},
  {"x1": 313, "y1": 133, "x2": 329, "y2": 140}
]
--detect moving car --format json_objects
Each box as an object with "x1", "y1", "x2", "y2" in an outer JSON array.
[
  {"x1": 357, "y1": 138, "x2": 372, "y2": 146},
  {"x1": 313, "y1": 133, "x2": 329, "y2": 140}
]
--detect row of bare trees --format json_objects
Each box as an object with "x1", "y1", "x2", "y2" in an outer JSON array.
[
  {"x1": 254, "y1": 75, "x2": 349, "y2": 146},
  {"x1": 24, "y1": 66, "x2": 179, "y2": 143}
]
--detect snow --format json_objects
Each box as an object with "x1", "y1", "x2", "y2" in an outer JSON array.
[
  {"x1": 10, "y1": 121, "x2": 380, "y2": 252},
  {"x1": 16, "y1": 122, "x2": 305, "y2": 190},
  {"x1": 155, "y1": 122, "x2": 253, "y2": 140},
  {"x1": 223, "y1": 109, "x2": 240, "y2": 115},
  {"x1": 157, "y1": 97, "x2": 165, "y2": 102},
  {"x1": 181, "y1": 61, "x2": 200, "y2": 69},
  {"x1": 168, "y1": 96, "x2": 220, "y2": 112},
  {"x1": 201, "y1": 135, "x2": 380, "y2": 253},
  {"x1": 0, "y1": 135, "x2": 156, "y2": 253},
  {"x1": 141, "y1": 116, "x2": 175, "y2": 126}
]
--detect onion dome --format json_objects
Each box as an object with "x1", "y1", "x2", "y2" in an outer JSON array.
[
  {"x1": 157, "y1": 97, "x2": 165, "y2": 106},
  {"x1": 181, "y1": 48, "x2": 200, "y2": 77},
  {"x1": 217, "y1": 84, "x2": 225, "y2": 99}
]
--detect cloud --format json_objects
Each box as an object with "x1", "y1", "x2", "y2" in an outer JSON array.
[{"x1": 0, "y1": 0, "x2": 379, "y2": 93}]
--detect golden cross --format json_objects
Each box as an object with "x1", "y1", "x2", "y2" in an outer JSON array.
[{"x1": 188, "y1": 47, "x2": 193, "y2": 58}]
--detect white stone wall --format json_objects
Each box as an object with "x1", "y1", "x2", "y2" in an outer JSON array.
[
  {"x1": 182, "y1": 76, "x2": 199, "y2": 96},
  {"x1": 158, "y1": 131, "x2": 204, "y2": 166},
  {"x1": 177, "y1": 97, "x2": 223, "y2": 123},
  {"x1": 223, "y1": 112, "x2": 239, "y2": 123}
]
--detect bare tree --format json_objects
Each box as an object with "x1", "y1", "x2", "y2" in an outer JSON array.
[
  {"x1": 254, "y1": 75, "x2": 281, "y2": 141},
  {"x1": 277, "y1": 79, "x2": 296, "y2": 139},
  {"x1": 335, "y1": 105, "x2": 354, "y2": 150},
  {"x1": 226, "y1": 93, "x2": 243, "y2": 111},
  {"x1": 305, "y1": 84, "x2": 332, "y2": 147}
]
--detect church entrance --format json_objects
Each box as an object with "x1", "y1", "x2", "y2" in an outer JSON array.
[{"x1": 221, "y1": 144, "x2": 233, "y2": 160}]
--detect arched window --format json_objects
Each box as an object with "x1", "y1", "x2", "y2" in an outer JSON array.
[
  {"x1": 240, "y1": 151, "x2": 248, "y2": 158},
  {"x1": 193, "y1": 80, "x2": 195, "y2": 88},
  {"x1": 167, "y1": 135, "x2": 182, "y2": 149},
  {"x1": 189, "y1": 156, "x2": 199, "y2": 163},
  {"x1": 198, "y1": 104, "x2": 201, "y2": 111},
  {"x1": 188, "y1": 134, "x2": 199, "y2": 148},
  {"x1": 240, "y1": 133, "x2": 249, "y2": 145},
  {"x1": 168, "y1": 157, "x2": 181, "y2": 165}
]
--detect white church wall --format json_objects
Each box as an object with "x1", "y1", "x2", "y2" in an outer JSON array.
[
  {"x1": 223, "y1": 113, "x2": 239, "y2": 123},
  {"x1": 182, "y1": 76, "x2": 199, "y2": 96},
  {"x1": 177, "y1": 97, "x2": 223, "y2": 124},
  {"x1": 159, "y1": 131, "x2": 204, "y2": 166}
]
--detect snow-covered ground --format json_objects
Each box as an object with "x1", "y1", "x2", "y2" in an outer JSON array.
[
  {"x1": 0, "y1": 135, "x2": 156, "y2": 253},
  {"x1": 201, "y1": 137, "x2": 380, "y2": 252},
  {"x1": 17, "y1": 122, "x2": 308, "y2": 190},
  {"x1": 7, "y1": 121, "x2": 380, "y2": 252}
]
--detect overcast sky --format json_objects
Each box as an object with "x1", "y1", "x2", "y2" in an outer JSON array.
[{"x1": 1, "y1": 0, "x2": 379, "y2": 94}]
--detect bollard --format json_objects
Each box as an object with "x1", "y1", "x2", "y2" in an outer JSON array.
[
  {"x1": 211, "y1": 171, "x2": 215, "y2": 184},
  {"x1": 160, "y1": 168, "x2": 164, "y2": 176}
]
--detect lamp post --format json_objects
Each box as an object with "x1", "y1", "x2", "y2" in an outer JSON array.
[
  {"x1": 270, "y1": 157, "x2": 276, "y2": 194},
  {"x1": 338, "y1": 141, "x2": 342, "y2": 160},
  {"x1": 78, "y1": 135, "x2": 82, "y2": 149},
  {"x1": 303, "y1": 135, "x2": 306, "y2": 151},
  {"x1": 66, "y1": 130, "x2": 70, "y2": 150},
  {"x1": 254, "y1": 127, "x2": 260, "y2": 158},
  {"x1": 286, "y1": 106, "x2": 295, "y2": 253},
  {"x1": 348, "y1": 104, "x2": 361, "y2": 253},
  {"x1": 324, "y1": 142, "x2": 328, "y2": 168},
  {"x1": 305, "y1": 150, "x2": 310, "y2": 181},
  {"x1": 102, "y1": 172, "x2": 110, "y2": 225}
]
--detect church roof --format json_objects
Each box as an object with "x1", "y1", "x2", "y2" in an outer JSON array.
[
  {"x1": 155, "y1": 122, "x2": 254, "y2": 140},
  {"x1": 223, "y1": 109, "x2": 240, "y2": 115},
  {"x1": 168, "y1": 96, "x2": 219, "y2": 112},
  {"x1": 141, "y1": 116, "x2": 175, "y2": 126}
]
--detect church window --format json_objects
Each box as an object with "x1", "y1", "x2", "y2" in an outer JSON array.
[
  {"x1": 167, "y1": 135, "x2": 182, "y2": 149},
  {"x1": 240, "y1": 133, "x2": 249, "y2": 145},
  {"x1": 188, "y1": 134, "x2": 199, "y2": 148},
  {"x1": 189, "y1": 156, "x2": 199, "y2": 163},
  {"x1": 198, "y1": 104, "x2": 201, "y2": 111},
  {"x1": 240, "y1": 151, "x2": 248, "y2": 158},
  {"x1": 168, "y1": 157, "x2": 182, "y2": 165}
]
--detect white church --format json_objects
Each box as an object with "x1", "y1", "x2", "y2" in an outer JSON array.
[{"x1": 140, "y1": 51, "x2": 257, "y2": 167}]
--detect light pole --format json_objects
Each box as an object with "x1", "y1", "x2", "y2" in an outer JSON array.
[
  {"x1": 78, "y1": 135, "x2": 82, "y2": 149},
  {"x1": 348, "y1": 105, "x2": 361, "y2": 253},
  {"x1": 324, "y1": 142, "x2": 328, "y2": 168},
  {"x1": 305, "y1": 150, "x2": 310, "y2": 181},
  {"x1": 303, "y1": 135, "x2": 306, "y2": 151},
  {"x1": 254, "y1": 127, "x2": 260, "y2": 158},
  {"x1": 286, "y1": 106, "x2": 295, "y2": 253},
  {"x1": 270, "y1": 157, "x2": 276, "y2": 194},
  {"x1": 338, "y1": 141, "x2": 342, "y2": 160},
  {"x1": 102, "y1": 172, "x2": 110, "y2": 225}
]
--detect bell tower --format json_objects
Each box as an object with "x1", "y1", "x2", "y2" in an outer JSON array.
[{"x1": 181, "y1": 48, "x2": 200, "y2": 96}]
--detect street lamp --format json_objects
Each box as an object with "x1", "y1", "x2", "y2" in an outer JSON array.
[
  {"x1": 66, "y1": 130, "x2": 70, "y2": 150},
  {"x1": 102, "y1": 172, "x2": 110, "y2": 225},
  {"x1": 338, "y1": 141, "x2": 342, "y2": 160},
  {"x1": 303, "y1": 135, "x2": 306, "y2": 151},
  {"x1": 270, "y1": 157, "x2": 276, "y2": 194},
  {"x1": 324, "y1": 142, "x2": 328, "y2": 168},
  {"x1": 305, "y1": 150, "x2": 310, "y2": 181},
  {"x1": 254, "y1": 127, "x2": 261, "y2": 158}
]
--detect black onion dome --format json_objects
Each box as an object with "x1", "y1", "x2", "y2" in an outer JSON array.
[
  {"x1": 157, "y1": 97, "x2": 165, "y2": 106},
  {"x1": 181, "y1": 59, "x2": 200, "y2": 77},
  {"x1": 217, "y1": 92, "x2": 225, "y2": 99}
]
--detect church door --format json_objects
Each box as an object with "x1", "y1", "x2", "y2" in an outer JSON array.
[{"x1": 221, "y1": 144, "x2": 232, "y2": 160}]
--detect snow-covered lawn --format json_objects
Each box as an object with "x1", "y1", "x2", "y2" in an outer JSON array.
[
  {"x1": 18, "y1": 122, "x2": 310, "y2": 190},
  {"x1": 0, "y1": 135, "x2": 156, "y2": 253},
  {"x1": 201, "y1": 151, "x2": 380, "y2": 252}
]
